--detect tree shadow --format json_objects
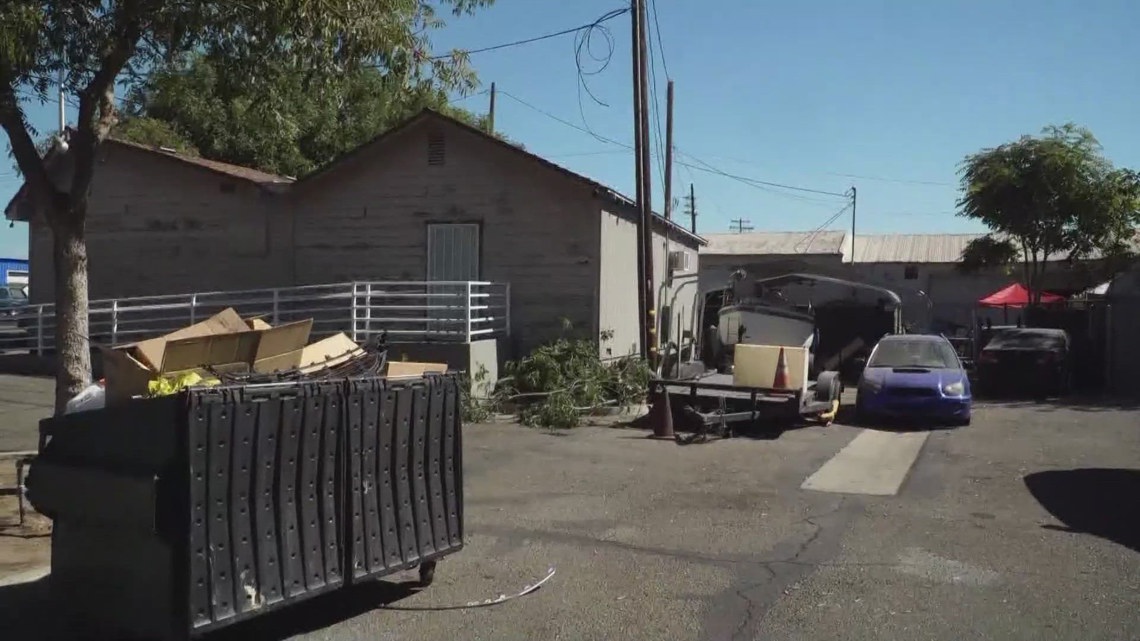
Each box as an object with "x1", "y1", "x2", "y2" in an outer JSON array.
[
  {"x1": 1023, "y1": 468, "x2": 1140, "y2": 553},
  {"x1": 0, "y1": 576, "x2": 420, "y2": 641}
]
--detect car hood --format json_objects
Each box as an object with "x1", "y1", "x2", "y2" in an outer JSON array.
[{"x1": 864, "y1": 366, "x2": 965, "y2": 388}]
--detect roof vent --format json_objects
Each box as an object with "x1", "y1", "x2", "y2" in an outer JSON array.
[{"x1": 427, "y1": 133, "x2": 445, "y2": 166}]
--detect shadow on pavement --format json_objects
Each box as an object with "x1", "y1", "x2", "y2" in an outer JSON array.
[
  {"x1": 0, "y1": 576, "x2": 420, "y2": 641},
  {"x1": 1024, "y1": 468, "x2": 1140, "y2": 554},
  {"x1": 977, "y1": 395, "x2": 1140, "y2": 413}
]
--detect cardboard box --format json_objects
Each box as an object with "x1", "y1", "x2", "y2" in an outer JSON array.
[
  {"x1": 253, "y1": 332, "x2": 364, "y2": 374},
  {"x1": 386, "y1": 361, "x2": 448, "y2": 378},
  {"x1": 101, "y1": 309, "x2": 313, "y2": 405}
]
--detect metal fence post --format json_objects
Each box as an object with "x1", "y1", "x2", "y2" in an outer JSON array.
[
  {"x1": 35, "y1": 305, "x2": 44, "y2": 355},
  {"x1": 271, "y1": 289, "x2": 280, "y2": 324},
  {"x1": 464, "y1": 281, "x2": 473, "y2": 343},
  {"x1": 189, "y1": 294, "x2": 198, "y2": 324},
  {"x1": 504, "y1": 282, "x2": 511, "y2": 338},
  {"x1": 364, "y1": 283, "x2": 373, "y2": 339},
  {"x1": 111, "y1": 300, "x2": 119, "y2": 346},
  {"x1": 350, "y1": 282, "x2": 359, "y2": 343}
]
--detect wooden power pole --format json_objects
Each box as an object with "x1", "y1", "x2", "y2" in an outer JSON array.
[
  {"x1": 631, "y1": 0, "x2": 656, "y2": 366},
  {"x1": 488, "y1": 82, "x2": 496, "y2": 134},
  {"x1": 663, "y1": 80, "x2": 674, "y2": 222}
]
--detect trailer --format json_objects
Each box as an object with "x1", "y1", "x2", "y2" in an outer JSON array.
[{"x1": 651, "y1": 272, "x2": 902, "y2": 440}]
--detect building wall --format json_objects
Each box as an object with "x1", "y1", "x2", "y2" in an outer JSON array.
[
  {"x1": 597, "y1": 210, "x2": 639, "y2": 358},
  {"x1": 651, "y1": 225, "x2": 701, "y2": 358},
  {"x1": 0, "y1": 258, "x2": 28, "y2": 286},
  {"x1": 289, "y1": 119, "x2": 601, "y2": 356},
  {"x1": 27, "y1": 144, "x2": 291, "y2": 304}
]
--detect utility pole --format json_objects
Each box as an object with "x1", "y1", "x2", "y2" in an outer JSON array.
[
  {"x1": 57, "y1": 69, "x2": 65, "y2": 131},
  {"x1": 685, "y1": 183, "x2": 696, "y2": 233},
  {"x1": 730, "y1": 218, "x2": 753, "y2": 233},
  {"x1": 663, "y1": 80, "x2": 674, "y2": 222},
  {"x1": 488, "y1": 82, "x2": 496, "y2": 134},
  {"x1": 849, "y1": 186, "x2": 857, "y2": 264},
  {"x1": 631, "y1": 0, "x2": 656, "y2": 367}
]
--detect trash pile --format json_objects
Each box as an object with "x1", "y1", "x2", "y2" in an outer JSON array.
[{"x1": 66, "y1": 307, "x2": 447, "y2": 414}]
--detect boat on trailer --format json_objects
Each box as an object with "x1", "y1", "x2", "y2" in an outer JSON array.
[{"x1": 653, "y1": 272, "x2": 902, "y2": 439}]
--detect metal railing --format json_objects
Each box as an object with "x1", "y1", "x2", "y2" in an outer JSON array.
[{"x1": 0, "y1": 281, "x2": 510, "y2": 354}]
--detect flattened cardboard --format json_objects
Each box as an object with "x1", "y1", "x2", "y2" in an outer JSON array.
[
  {"x1": 246, "y1": 318, "x2": 273, "y2": 331},
  {"x1": 128, "y1": 308, "x2": 249, "y2": 371},
  {"x1": 386, "y1": 361, "x2": 448, "y2": 378},
  {"x1": 253, "y1": 332, "x2": 362, "y2": 374},
  {"x1": 253, "y1": 319, "x2": 313, "y2": 362}
]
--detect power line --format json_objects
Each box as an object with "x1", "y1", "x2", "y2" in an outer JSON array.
[
  {"x1": 826, "y1": 172, "x2": 952, "y2": 187},
  {"x1": 498, "y1": 88, "x2": 852, "y2": 204},
  {"x1": 676, "y1": 155, "x2": 849, "y2": 198},
  {"x1": 648, "y1": 0, "x2": 671, "y2": 79},
  {"x1": 433, "y1": 7, "x2": 630, "y2": 59}
]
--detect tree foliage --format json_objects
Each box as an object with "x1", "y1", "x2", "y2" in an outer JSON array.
[
  {"x1": 114, "y1": 56, "x2": 501, "y2": 178},
  {"x1": 957, "y1": 123, "x2": 1140, "y2": 301},
  {"x1": 956, "y1": 235, "x2": 1019, "y2": 275},
  {"x1": 0, "y1": 0, "x2": 494, "y2": 413}
]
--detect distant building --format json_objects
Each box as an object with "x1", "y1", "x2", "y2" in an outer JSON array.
[
  {"x1": 0, "y1": 257, "x2": 28, "y2": 287},
  {"x1": 700, "y1": 230, "x2": 1132, "y2": 332}
]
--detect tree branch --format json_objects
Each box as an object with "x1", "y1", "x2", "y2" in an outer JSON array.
[
  {"x1": 67, "y1": 4, "x2": 144, "y2": 218},
  {"x1": 0, "y1": 83, "x2": 61, "y2": 214}
]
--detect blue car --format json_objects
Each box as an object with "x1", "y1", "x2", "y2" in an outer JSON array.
[{"x1": 856, "y1": 334, "x2": 972, "y2": 426}]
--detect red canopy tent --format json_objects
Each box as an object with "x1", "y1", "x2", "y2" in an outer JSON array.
[{"x1": 978, "y1": 283, "x2": 1064, "y2": 308}]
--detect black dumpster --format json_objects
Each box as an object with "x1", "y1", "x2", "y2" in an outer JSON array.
[{"x1": 27, "y1": 373, "x2": 464, "y2": 640}]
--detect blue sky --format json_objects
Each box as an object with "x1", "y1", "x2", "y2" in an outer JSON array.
[{"x1": 2, "y1": 0, "x2": 1138, "y2": 259}]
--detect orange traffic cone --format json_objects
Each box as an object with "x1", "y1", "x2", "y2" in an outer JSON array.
[{"x1": 772, "y1": 347, "x2": 789, "y2": 389}]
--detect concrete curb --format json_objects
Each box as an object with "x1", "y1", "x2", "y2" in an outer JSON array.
[{"x1": 0, "y1": 565, "x2": 50, "y2": 588}]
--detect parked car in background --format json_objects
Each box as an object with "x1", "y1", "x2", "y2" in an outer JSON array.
[
  {"x1": 976, "y1": 327, "x2": 1072, "y2": 398},
  {"x1": 0, "y1": 284, "x2": 27, "y2": 318},
  {"x1": 855, "y1": 334, "x2": 972, "y2": 426}
]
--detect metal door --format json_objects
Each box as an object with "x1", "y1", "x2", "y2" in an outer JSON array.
[{"x1": 426, "y1": 224, "x2": 480, "y2": 337}]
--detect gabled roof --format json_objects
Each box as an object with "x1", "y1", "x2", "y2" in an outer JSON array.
[
  {"x1": 106, "y1": 139, "x2": 293, "y2": 186},
  {"x1": 5, "y1": 136, "x2": 292, "y2": 221},
  {"x1": 294, "y1": 108, "x2": 707, "y2": 246}
]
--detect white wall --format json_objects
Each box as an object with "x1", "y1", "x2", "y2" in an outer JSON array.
[{"x1": 598, "y1": 210, "x2": 640, "y2": 358}]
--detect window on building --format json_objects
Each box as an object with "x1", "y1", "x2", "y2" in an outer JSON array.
[{"x1": 904, "y1": 264, "x2": 919, "y2": 280}]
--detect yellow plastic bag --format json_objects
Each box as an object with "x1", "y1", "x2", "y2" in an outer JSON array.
[{"x1": 147, "y1": 371, "x2": 220, "y2": 397}]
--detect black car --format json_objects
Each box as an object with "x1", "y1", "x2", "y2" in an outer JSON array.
[{"x1": 976, "y1": 327, "x2": 1072, "y2": 397}]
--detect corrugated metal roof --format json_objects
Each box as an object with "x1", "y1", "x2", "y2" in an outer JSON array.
[
  {"x1": 702, "y1": 230, "x2": 848, "y2": 256},
  {"x1": 848, "y1": 233, "x2": 984, "y2": 263}
]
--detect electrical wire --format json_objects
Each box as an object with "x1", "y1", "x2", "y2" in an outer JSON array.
[
  {"x1": 648, "y1": 0, "x2": 671, "y2": 79},
  {"x1": 573, "y1": 9, "x2": 626, "y2": 145},
  {"x1": 433, "y1": 9, "x2": 628, "y2": 60},
  {"x1": 499, "y1": 87, "x2": 853, "y2": 206},
  {"x1": 794, "y1": 202, "x2": 852, "y2": 253}
]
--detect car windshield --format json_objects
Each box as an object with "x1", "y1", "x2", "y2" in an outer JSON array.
[
  {"x1": 985, "y1": 328, "x2": 1065, "y2": 350},
  {"x1": 868, "y1": 339, "x2": 960, "y2": 369}
]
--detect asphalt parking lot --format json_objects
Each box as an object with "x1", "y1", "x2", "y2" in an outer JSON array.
[{"x1": 0, "y1": 377, "x2": 1138, "y2": 641}]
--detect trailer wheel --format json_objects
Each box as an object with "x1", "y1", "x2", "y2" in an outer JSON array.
[
  {"x1": 815, "y1": 371, "x2": 842, "y2": 403},
  {"x1": 418, "y1": 560, "x2": 437, "y2": 587}
]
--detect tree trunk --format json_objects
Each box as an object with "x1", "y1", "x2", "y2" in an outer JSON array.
[{"x1": 51, "y1": 211, "x2": 92, "y2": 415}]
